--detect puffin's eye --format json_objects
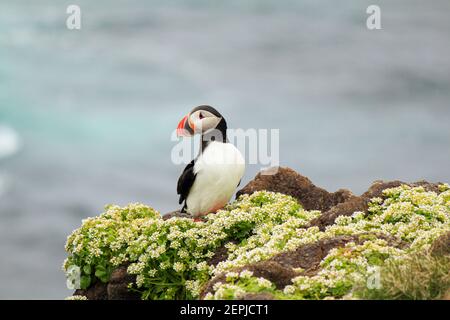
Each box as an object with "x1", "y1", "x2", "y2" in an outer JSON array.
[{"x1": 199, "y1": 112, "x2": 204, "y2": 119}]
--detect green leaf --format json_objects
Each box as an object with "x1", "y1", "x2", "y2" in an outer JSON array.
[
  {"x1": 80, "y1": 276, "x2": 91, "y2": 289},
  {"x1": 95, "y1": 269, "x2": 106, "y2": 278},
  {"x1": 83, "y1": 265, "x2": 91, "y2": 275},
  {"x1": 99, "y1": 274, "x2": 110, "y2": 283}
]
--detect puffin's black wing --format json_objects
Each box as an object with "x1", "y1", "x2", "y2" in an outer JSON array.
[{"x1": 177, "y1": 160, "x2": 196, "y2": 210}]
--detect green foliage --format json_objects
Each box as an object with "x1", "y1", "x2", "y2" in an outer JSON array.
[
  {"x1": 204, "y1": 270, "x2": 278, "y2": 300},
  {"x1": 354, "y1": 251, "x2": 450, "y2": 300},
  {"x1": 64, "y1": 203, "x2": 158, "y2": 289},
  {"x1": 204, "y1": 185, "x2": 450, "y2": 300},
  {"x1": 64, "y1": 185, "x2": 450, "y2": 300},
  {"x1": 64, "y1": 192, "x2": 308, "y2": 299}
]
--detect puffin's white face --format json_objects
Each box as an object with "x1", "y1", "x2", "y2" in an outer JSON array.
[
  {"x1": 177, "y1": 108, "x2": 222, "y2": 137},
  {"x1": 189, "y1": 110, "x2": 222, "y2": 134}
]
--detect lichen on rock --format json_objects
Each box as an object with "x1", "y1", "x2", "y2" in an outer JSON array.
[{"x1": 63, "y1": 169, "x2": 450, "y2": 300}]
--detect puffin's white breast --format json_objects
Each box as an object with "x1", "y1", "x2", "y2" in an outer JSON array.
[{"x1": 186, "y1": 141, "x2": 245, "y2": 217}]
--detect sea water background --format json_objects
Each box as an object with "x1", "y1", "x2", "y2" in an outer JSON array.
[{"x1": 0, "y1": 0, "x2": 449, "y2": 299}]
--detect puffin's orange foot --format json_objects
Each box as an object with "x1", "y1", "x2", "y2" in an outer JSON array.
[{"x1": 193, "y1": 217, "x2": 204, "y2": 223}]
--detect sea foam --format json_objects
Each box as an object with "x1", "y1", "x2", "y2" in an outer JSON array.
[{"x1": 0, "y1": 125, "x2": 21, "y2": 159}]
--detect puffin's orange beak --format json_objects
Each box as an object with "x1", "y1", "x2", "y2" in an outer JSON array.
[{"x1": 177, "y1": 115, "x2": 194, "y2": 137}]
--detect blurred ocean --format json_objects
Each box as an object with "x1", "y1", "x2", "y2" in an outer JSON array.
[{"x1": 0, "y1": 0, "x2": 449, "y2": 299}]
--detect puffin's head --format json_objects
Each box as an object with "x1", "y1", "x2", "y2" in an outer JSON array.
[{"x1": 176, "y1": 105, "x2": 224, "y2": 137}]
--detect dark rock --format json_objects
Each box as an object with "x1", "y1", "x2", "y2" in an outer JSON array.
[
  {"x1": 272, "y1": 233, "x2": 407, "y2": 276},
  {"x1": 430, "y1": 232, "x2": 450, "y2": 257},
  {"x1": 413, "y1": 181, "x2": 443, "y2": 193},
  {"x1": 107, "y1": 266, "x2": 140, "y2": 300},
  {"x1": 239, "y1": 168, "x2": 443, "y2": 231},
  {"x1": 74, "y1": 265, "x2": 140, "y2": 300},
  {"x1": 201, "y1": 232, "x2": 408, "y2": 299},
  {"x1": 245, "y1": 261, "x2": 299, "y2": 288},
  {"x1": 74, "y1": 280, "x2": 108, "y2": 300},
  {"x1": 361, "y1": 180, "x2": 404, "y2": 198},
  {"x1": 309, "y1": 180, "x2": 443, "y2": 230},
  {"x1": 207, "y1": 241, "x2": 239, "y2": 266},
  {"x1": 272, "y1": 235, "x2": 361, "y2": 272},
  {"x1": 362, "y1": 180, "x2": 442, "y2": 199},
  {"x1": 308, "y1": 196, "x2": 367, "y2": 231},
  {"x1": 236, "y1": 167, "x2": 353, "y2": 212},
  {"x1": 200, "y1": 261, "x2": 298, "y2": 299}
]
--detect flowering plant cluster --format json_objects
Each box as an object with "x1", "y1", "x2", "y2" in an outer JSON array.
[
  {"x1": 207, "y1": 184, "x2": 450, "y2": 300},
  {"x1": 64, "y1": 203, "x2": 159, "y2": 289},
  {"x1": 64, "y1": 184, "x2": 450, "y2": 300},
  {"x1": 64, "y1": 191, "x2": 310, "y2": 299},
  {"x1": 65, "y1": 295, "x2": 88, "y2": 300},
  {"x1": 203, "y1": 270, "x2": 277, "y2": 300}
]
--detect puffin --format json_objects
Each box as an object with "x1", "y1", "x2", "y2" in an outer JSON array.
[{"x1": 176, "y1": 105, "x2": 245, "y2": 218}]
